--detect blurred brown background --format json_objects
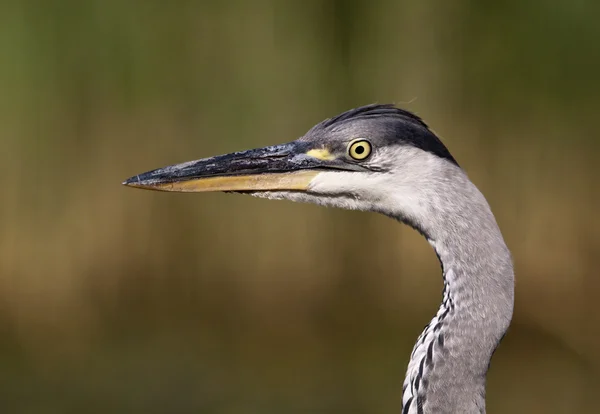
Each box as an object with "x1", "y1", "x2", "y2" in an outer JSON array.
[{"x1": 1, "y1": 0, "x2": 599, "y2": 413}]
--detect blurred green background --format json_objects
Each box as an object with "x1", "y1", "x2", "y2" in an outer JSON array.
[{"x1": 1, "y1": 0, "x2": 599, "y2": 412}]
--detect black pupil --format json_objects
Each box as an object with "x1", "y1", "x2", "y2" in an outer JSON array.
[{"x1": 355, "y1": 145, "x2": 365, "y2": 154}]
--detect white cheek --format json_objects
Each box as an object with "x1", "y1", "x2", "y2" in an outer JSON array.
[
  {"x1": 308, "y1": 171, "x2": 363, "y2": 195},
  {"x1": 308, "y1": 170, "x2": 431, "y2": 223},
  {"x1": 303, "y1": 171, "x2": 371, "y2": 211}
]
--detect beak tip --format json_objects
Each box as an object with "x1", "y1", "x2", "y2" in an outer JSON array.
[
  {"x1": 123, "y1": 175, "x2": 148, "y2": 188},
  {"x1": 122, "y1": 176, "x2": 137, "y2": 186},
  {"x1": 123, "y1": 172, "x2": 171, "y2": 191}
]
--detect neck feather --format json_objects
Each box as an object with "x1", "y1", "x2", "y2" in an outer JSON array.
[{"x1": 399, "y1": 169, "x2": 514, "y2": 414}]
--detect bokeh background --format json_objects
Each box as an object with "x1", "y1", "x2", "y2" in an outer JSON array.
[{"x1": 1, "y1": 0, "x2": 599, "y2": 412}]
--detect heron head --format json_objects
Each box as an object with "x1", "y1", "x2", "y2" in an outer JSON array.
[{"x1": 123, "y1": 104, "x2": 461, "y2": 225}]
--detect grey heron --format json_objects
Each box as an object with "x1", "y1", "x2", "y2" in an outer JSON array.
[{"x1": 123, "y1": 104, "x2": 514, "y2": 413}]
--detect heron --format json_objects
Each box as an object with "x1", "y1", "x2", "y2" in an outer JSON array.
[{"x1": 123, "y1": 104, "x2": 514, "y2": 413}]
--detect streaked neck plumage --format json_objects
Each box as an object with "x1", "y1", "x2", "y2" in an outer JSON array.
[{"x1": 397, "y1": 160, "x2": 514, "y2": 414}]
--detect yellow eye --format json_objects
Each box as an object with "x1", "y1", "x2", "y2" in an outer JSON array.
[{"x1": 348, "y1": 139, "x2": 372, "y2": 160}]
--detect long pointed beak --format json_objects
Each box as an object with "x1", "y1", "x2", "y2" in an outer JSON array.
[{"x1": 123, "y1": 141, "x2": 359, "y2": 193}]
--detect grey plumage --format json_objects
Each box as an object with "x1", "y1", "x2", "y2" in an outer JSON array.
[
  {"x1": 124, "y1": 104, "x2": 515, "y2": 413},
  {"x1": 398, "y1": 159, "x2": 513, "y2": 413},
  {"x1": 304, "y1": 104, "x2": 458, "y2": 166}
]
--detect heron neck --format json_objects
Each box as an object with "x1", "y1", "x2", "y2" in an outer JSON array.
[{"x1": 400, "y1": 183, "x2": 514, "y2": 413}]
